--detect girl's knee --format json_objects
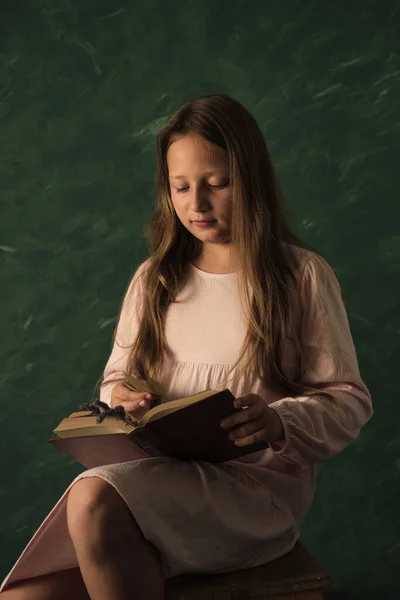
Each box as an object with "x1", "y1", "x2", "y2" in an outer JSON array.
[
  {"x1": 66, "y1": 476, "x2": 137, "y2": 550},
  {"x1": 67, "y1": 477, "x2": 123, "y2": 535}
]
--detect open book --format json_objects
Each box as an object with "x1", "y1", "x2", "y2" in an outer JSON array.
[{"x1": 48, "y1": 374, "x2": 269, "y2": 468}]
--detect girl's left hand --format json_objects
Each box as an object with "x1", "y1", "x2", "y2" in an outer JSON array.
[{"x1": 220, "y1": 393, "x2": 284, "y2": 446}]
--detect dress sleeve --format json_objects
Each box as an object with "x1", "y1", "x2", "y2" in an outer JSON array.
[
  {"x1": 99, "y1": 260, "x2": 148, "y2": 407},
  {"x1": 268, "y1": 253, "x2": 373, "y2": 465}
]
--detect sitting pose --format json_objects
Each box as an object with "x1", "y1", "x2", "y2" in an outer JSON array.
[{"x1": 0, "y1": 93, "x2": 373, "y2": 600}]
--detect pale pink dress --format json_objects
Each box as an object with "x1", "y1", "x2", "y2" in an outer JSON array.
[{"x1": 0, "y1": 246, "x2": 373, "y2": 591}]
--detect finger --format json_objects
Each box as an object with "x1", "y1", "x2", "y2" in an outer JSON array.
[
  {"x1": 231, "y1": 427, "x2": 267, "y2": 447},
  {"x1": 122, "y1": 398, "x2": 151, "y2": 412},
  {"x1": 220, "y1": 403, "x2": 262, "y2": 429},
  {"x1": 117, "y1": 388, "x2": 154, "y2": 403},
  {"x1": 227, "y1": 418, "x2": 264, "y2": 442},
  {"x1": 140, "y1": 394, "x2": 162, "y2": 408},
  {"x1": 234, "y1": 394, "x2": 260, "y2": 408}
]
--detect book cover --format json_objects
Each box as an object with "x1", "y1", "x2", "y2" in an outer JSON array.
[{"x1": 48, "y1": 376, "x2": 269, "y2": 468}]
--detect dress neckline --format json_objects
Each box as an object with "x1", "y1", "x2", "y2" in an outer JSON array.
[{"x1": 189, "y1": 262, "x2": 240, "y2": 278}]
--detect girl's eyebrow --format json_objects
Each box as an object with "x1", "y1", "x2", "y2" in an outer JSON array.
[{"x1": 169, "y1": 170, "x2": 227, "y2": 180}]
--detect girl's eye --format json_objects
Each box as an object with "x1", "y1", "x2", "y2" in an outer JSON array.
[{"x1": 176, "y1": 182, "x2": 229, "y2": 193}]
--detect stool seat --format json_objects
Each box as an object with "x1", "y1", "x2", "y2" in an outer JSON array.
[{"x1": 165, "y1": 541, "x2": 331, "y2": 599}]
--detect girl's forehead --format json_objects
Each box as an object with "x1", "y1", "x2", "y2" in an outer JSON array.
[{"x1": 167, "y1": 135, "x2": 228, "y2": 166}]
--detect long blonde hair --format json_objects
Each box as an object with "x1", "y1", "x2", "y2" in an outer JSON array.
[{"x1": 96, "y1": 94, "x2": 335, "y2": 402}]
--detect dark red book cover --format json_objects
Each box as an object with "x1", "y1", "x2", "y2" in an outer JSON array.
[{"x1": 49, "y1": 389, "x2": 269, "y2": 468}]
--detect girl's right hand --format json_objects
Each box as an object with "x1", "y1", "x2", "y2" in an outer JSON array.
[{"x1": 110, "y1": 382, "x2": 161, "y2": 421}]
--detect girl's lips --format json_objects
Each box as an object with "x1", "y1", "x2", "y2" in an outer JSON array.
[{"x1": 192, "y1": 220, "x2": 217, "y2": 227}]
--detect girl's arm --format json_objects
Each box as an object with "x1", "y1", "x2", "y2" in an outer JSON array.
[
  {"x1": 99, "y1": 260, "x2": 148, "y2": 407},
  {"x1": 268, "y1": 253, "x2": 373, "y2": 465}
]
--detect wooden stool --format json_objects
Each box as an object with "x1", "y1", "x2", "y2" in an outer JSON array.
[{"x1": 165, "y1": 541, "x2": 331, "y2": 599}]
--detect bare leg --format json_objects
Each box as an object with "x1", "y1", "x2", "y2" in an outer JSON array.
[
  {"x1": 0, "y1": 567, "x2": 90, "y2": 600},
  {"x1": 66, "y1": 476, "x2": 165, "y2": 600}
]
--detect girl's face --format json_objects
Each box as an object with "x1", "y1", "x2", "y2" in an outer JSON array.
[{"x1": 167, "y1": 133, "x2": 233, "y2": 249}]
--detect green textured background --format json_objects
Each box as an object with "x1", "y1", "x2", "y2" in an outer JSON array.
[{"x1": 1, "y1": 1, "x2": 399, "y2": 597}]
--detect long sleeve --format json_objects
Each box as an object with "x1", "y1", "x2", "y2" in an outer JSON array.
[
  {"x1": 99, "y1": 260, "x2": 149, "y2": 407},
  {"x1": 268, "y1": 253, "x2": 373, "y2": 465}
]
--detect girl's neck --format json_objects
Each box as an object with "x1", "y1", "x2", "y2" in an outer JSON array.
[{"x1": 191, "y1": 246, "x2": 239, "y2": 274}]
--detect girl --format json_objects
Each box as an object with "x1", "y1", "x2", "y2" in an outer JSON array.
[{"x1": 0, "y1": 93, "x2": 373, "y2": 600}]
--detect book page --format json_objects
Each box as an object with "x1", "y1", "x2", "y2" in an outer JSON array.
[
  {"x1": 54, "y1": 415, "x2": 136, "y2": 438},
  {"x1": 62, "y1": 388, "x2": 223, "y2": 434},
  {"x1": 140, "y1": 389, "x2": 217, "y2": 425}
]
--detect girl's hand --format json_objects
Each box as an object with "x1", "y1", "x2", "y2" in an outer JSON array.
[
  {"x1": 220, "y1": 393, "x2": 284, "y2": 446},
  {"x1": 110, "y1": 382, "x2": 161, "y2": 421}
]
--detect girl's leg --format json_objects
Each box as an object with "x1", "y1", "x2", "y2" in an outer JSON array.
[
  {"x1": 66, "y1": 476, "x2": 164, "y2": 600},
  {"x1": 0, "y1": 567, "x2": 90, "y2": 600}
]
